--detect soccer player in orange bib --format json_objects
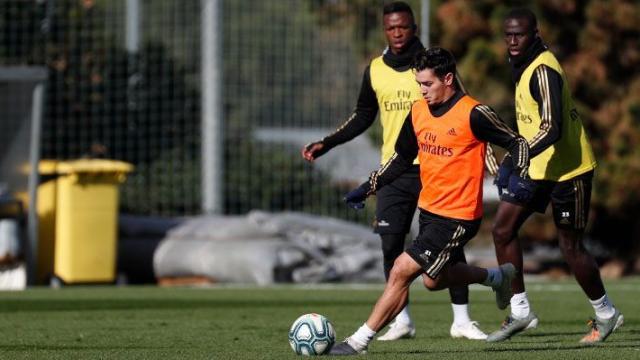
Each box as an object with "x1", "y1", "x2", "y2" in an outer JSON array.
[
  {"x1": 329, "y1": 46, "x2": 531, "y2": 355},
  {"x1": 302, "y1": 2, "x2": 486, "y2": 341}
]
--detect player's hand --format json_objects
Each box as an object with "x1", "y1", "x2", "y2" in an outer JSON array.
[
  {"x1": 343, "y1": 182, "x2": 371, "y2": 210},
  {"x1": 508, "y1": 174, "x2": 537, "y2": 203},
  {"x1": 494, "y1": 155, "x2": 514, "y2": 195},
  {"x1": 301, "y1": 141, "x2": 326, "y2": 162}
]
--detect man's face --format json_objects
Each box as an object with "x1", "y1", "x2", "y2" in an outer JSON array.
[
  {"x1": 503, "y1": 17, "x2": 536, "y2": 58},
  {"x1": 383, "y1": 12, "x2": 415, "y2": 54},
  {"x1": 415, "y1": 68, "x2": 453, "y2": 105}
]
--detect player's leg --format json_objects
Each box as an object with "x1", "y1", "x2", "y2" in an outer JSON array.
[
  {"x1": 376, "y1": 233, "x2": 416, "y2": 340},
  {"x1": 367, "y1": 254, "x2": 423, "y2": 333},
  {"x1": 382, "y1": 170, "x2": 485, "y2": 341},
  {"x1": 381, "y1": 234, "x2": 405, "y2": 281},
  {"x1": 329, "y1": 252, "x2": 423, "y2": 355},
  {"x1": 422, "y1": 259, "x2": 515, "y2": 296},
  {"x1": 550, "y1": 171, "x2": 623, "y2": 343},
  {"x1": 553, "y1": 172, "x2": 604, "y2": 299},
  {"x1": 410, "y1": 210, "x2": 515, "y2": 309},
  {"x1": 487, "y1": 189, "x2": 543, "y2": 342},
  {"x1": 558, "y1": 229, "x2": 606, "y2": 303},
  {"x1": 491, "y1": 201, "x2": 533, "y2": 293},
  {"x1": 448, "y1": 248, "x2": 487, "y2": 340},
  {"x1": 331, "y1": 211, "x2": 514, "y2": 355},
  {"x1": 558, "y1": 226, "x2": 623, "y2": 342},
  {"x1": 375, "y1": 169, "x2": 420, "y2": 341}
]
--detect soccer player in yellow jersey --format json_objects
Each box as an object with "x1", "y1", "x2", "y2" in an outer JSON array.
[
  {"x1": 486, "y1": 8, "x2": 623, "y2": 343},
  {"x1": 302, "y1": 2, "x2": 486, "y2": 341},
  {"x1": 329, "y1": 47, "x2": 531, "y2": 356}
]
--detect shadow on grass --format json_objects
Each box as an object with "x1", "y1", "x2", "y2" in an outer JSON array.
[
  {"x1": 374, "y1": 342, "x2": 639, "y2": 356},
  {"x1": 483, "y1": 343, "x2": 640, "y2": 352},
  {"x1": 0, "y1": 344, "x2": 167, "y2": 351},
  {"x1": 524, "y1": 331, "x2": 584, "y2": 337},
  {"x1": 490, "y1": 326, "x2": 633, "y2": 342},
  {"x1": 0, "y1": 298, "x2": 371, "y2": 313}
]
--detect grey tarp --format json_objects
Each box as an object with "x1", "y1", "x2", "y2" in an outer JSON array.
[{"x1": 151, "y1": 211, "x2": 384, "y2": 285}]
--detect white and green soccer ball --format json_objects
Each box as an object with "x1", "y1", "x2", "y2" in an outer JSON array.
[{"x1": 288, "y1": 313, "x2": 336, "y2": 356}]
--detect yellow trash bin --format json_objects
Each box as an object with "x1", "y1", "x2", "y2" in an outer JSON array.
[
  {"x1": 37, "y1": 159, "x2": 133, "y2": 284},
  {"x1": 36, "y1": 160, "x2": 58, "y2": 284}
]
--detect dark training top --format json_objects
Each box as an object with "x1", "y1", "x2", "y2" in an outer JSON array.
[
  {"x1": 321, "y1": 37, "x2": 425, "y2": 150},
  {"x1": 510, "y1": 37, "x2": 564, "y2": 158}
]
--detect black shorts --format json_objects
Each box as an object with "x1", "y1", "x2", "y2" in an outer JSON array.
[
  {"x1": 500, "y1": 170, "x2": 593, "y2": 230},
  {"x1": 374, "y1": 165, "x2": 421, "y2": 235},
  {"x1": 406, "y1": 210, "x2": 480, "y2": 279}
]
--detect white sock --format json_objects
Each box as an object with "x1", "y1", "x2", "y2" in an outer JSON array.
[
  {"x1": 347, "y1": 323, "x2": 376, "y2": 351},
  {"x1": 394, "y1": 305, "x2": 413, "y2": 326},
  {"x1": 510, "y1": 292, "x2": 530, "y2": 318},
  {"x1": 452, "y1": 303, "x2": 471, "y2": 325},
  {"x1": 482, "y1": 267, "x2": 502, "y2": 287},
  {"x1": 590, "y1": 294, "x2": 615, "y2": 319}
]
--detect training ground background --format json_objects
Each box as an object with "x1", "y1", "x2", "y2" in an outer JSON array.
[{"x1": 0, "y1": 277, "x2": 638, "y2": 359}]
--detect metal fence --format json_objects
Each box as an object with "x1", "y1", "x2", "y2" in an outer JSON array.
[{"x1": 0, "y1": 0, "x2": 380, "y2": 223}]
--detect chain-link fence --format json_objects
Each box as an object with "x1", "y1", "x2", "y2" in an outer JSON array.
[{"x1": 0, "y1": 0, "x2": 390, "y2": 223}]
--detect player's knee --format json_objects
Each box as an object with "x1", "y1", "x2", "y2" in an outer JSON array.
[
  {"x1": 492, "y1": 223, "x2": 514, "y2": 245},
  {"x1": 387, "y1": 274, "x2": 411, "y2": 293},
  {"x1": 558, "y1": 230, "x2": 584, "y2": 256},
  {"x1": 558, "y1": 237, "x2": 574, "y2": 254},
  {"x1": 381, "y1": 234, "x2": 404, "y2": 261},
  {"x1": 422, "y1": 275, "x2": 438, "y2": 290},
  {"x1": 388, "y1": 260, "x2": 411, "y2": 284},
  {"x1": 449, "y1": 248, "x2": 466, "y2": 265}
]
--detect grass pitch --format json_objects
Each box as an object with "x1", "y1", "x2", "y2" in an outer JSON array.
[{"x1": 0, "y1": 278, "x2": 638, "y2": 359}]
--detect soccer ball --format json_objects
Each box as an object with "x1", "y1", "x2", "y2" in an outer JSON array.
[{"x1": 288, "y1": 313, "x2": 336, "y2": 356}]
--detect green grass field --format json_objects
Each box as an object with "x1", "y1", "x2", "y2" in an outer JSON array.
[{"x1": 0, "y1": 278, "x2": 638, "y2": 359}]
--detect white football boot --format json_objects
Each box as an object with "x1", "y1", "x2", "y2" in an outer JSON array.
[
  {"x1": 376, "y1": 321, "x2": 416, "y2": 341},
  {"x1": 450, "y1": 321, "x2": 488, "y2": 340}
]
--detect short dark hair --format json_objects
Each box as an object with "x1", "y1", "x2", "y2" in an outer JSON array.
[
  {"x1": 412, "y1": 47, "x2": 457, "y2": 80},
  {"x1": 505, "y1": 8, "x2": 538, "y2": 31},
  {"x1": 383, "y1": 1, "x2": 415, "y2": 23}
]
